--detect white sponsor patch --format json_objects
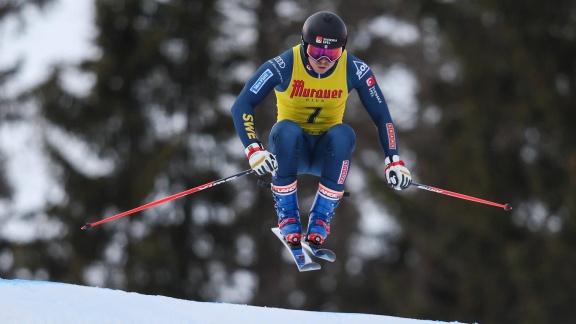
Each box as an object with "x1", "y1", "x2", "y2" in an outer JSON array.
[
  {"x1": 250, "y1": 69, "x2": 273, "y2": 94},
  {"x1": 386, "y1": 123, "x2": 396, "y2": 149},
  {"x1": 272, "y1": 56, "x2": 285, "y2": 68},
  {"x1": 353, "y1": 60, "x2": 370, "y2": 80},
  {"x1": 337, "y1": 160, "x2": 349, "y2": 184}
]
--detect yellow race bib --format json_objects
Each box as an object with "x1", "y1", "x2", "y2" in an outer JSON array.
[{"x1": 275, "y1": 45, "x2": 349, "y2": 135}]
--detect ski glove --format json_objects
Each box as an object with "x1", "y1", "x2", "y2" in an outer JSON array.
[
  {"x1": 384, "y1": 155, "x2": 412, "y2": 190},
  {"x1": 245, "y1": 142, "x2": 278, "y2": 177}
]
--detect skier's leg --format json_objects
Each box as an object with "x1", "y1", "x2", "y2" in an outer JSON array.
[
  {"x1": 269, "y1": 120, "x2": 305, "y2": 244},
  {"x1": 269, "y1": 120, "x2": 303, "y2": 185},
  {"x1": 306, "y1": 123, "x2": 355, "y2": 246}
]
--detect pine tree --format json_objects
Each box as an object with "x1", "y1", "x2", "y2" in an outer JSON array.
[{"x1": 388, "y1": 0, "x2": 576, "y2": 322}]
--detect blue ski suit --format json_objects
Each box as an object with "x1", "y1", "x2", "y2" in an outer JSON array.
[{"x1": 231, "y1": 44, "x2": 401, "y2": 192}]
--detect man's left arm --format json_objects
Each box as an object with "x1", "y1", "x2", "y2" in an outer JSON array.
[
  {"x1": 349, "y1": 63, "x2": 398, "y2": 157},
  {"x1": 348, "y1": 57, "x2": 412, "y2": 190}
]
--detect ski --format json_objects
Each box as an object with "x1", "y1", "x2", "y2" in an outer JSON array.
[
  {"x1": 302, "y1": 241, "x2": 336, "y2": 262},
  {"x1": 271, "y1": 228, "x2": 321, "y2": 272}
]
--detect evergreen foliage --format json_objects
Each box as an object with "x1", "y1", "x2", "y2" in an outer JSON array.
[{"x1": 1, "y1": 0, "x2": 575, "y2": 322}]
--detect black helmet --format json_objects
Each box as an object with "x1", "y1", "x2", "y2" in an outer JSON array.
[{"x1": 301, "y1": 11, "x2": 347, "y2": 49}]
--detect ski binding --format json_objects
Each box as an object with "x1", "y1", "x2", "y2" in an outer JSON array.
[{"x1": 271, "y1": 228, "x2": 321, "y2": 272}]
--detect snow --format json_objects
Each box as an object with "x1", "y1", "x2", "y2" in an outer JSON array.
[{"x1": 0, "y1": 278, "x2": 462, "y2": 323}]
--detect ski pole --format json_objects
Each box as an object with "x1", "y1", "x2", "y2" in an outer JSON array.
[
  {"x1": 82, "y1": 169, "x2": 254, "y2": 230},
  {"x1": 411, "y1": 182, "x2": 512, "y2": 211}
]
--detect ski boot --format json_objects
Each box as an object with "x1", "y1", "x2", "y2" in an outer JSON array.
[
  {"x1": 306, "y1": 184, "x2": 344, "y2": 247},
  {"x1": 272, "y1": 181, "x2": 301, "y2": 246}
]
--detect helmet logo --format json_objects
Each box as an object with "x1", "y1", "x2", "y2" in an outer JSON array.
[{"x1": 315, "y1": 36, "x2": 338, "y2": 45}]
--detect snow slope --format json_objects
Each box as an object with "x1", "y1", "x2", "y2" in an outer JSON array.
[{"x1": 0, "y1": 279, "x2": 463, "y2": 323}]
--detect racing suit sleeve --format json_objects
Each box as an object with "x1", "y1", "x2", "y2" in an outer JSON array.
[
  {"x1": 231, "y1": 51, "x2": 292, "y2": 147},
  {"x1": 348, "y1": 56, "x2": 400, "y2": 157}
]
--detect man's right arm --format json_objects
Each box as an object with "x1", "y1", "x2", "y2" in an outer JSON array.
[{"x1": 231, "y1": 50, "x2": 293, "y2": 147}]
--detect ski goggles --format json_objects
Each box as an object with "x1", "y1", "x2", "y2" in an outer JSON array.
[{"x1": 306, "y1": 44, "x2": 343, "y2": 62}]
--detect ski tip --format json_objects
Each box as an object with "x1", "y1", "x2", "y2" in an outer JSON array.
[
  {"x1": 299, "y1": 262, "x2": 321, "y2": 272},
  {"x1": 302, "y1": 242, "x2": 337, "y2": 262},
  {"x1": 317, "y1": 252, "x2": 336, "y2": 262}
]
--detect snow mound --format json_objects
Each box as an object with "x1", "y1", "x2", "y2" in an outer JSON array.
[{"x1": 0, "y1": 278, "x2": 462, "y2": 323}]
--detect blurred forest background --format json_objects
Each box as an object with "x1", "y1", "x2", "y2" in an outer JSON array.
[{"x1": 1, "y1": 0, "x2": 575, "y2": 323}]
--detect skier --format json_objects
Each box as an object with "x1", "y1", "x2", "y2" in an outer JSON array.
[{"x1": 231, "y1": 11, "x2": 412, "y2": 249}]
